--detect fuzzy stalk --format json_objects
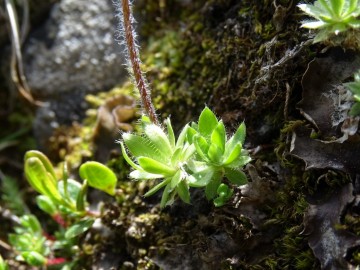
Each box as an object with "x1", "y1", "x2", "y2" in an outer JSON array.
[{"x1": 121, "y1": 0, "x2": 158, "y2": 124}]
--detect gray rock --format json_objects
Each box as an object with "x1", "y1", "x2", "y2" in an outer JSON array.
[
  {"x1": 23, "y1": 0, "x2": 128, "y2": 152},
  {"x1": 24, "y1": 0, "x2": 126, "y2": 97}
]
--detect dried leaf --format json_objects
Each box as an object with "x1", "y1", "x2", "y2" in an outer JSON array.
[
  {"x1": 291, "y1": 126, "x2": 360, "y2": 174},
  {"x1": 303, "y1": 183, "x2": 360, "y2": 270},
  {"x1": 297, "y1": 47, "x2": 360, "y2": 141}
]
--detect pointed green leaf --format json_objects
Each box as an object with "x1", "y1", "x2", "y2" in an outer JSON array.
[
  {"x1": 79, "y1": 161, "x2": 117, "y2": 196},
  {"x1": 160, "y1": 184, "x2": 175, "y2": 208},
  {"x1": 224, "y1": 168, "x2": 248, "y2": 185},
  {"x1": 65, "y1": 218, "x2": 95, "y2": 239},
  {"x1": 211, "y1": 121, "x2": 226, "y2": 152},
  {"x1": 349, "y1": 20, "x2": 360, "y2": 28},
  {"x1": 120, "y1": 142, "x2": 143, "y2": 171},
  {"x1": 188, "y1": 166, "x2": 214, "y2": 187},
  {"x1": 313, "y1": 29, "x2": 331, "y2": 43},
  {"x1": 207, "y1": 143, "x2": 223, "y2": 163},
  {"x1": 171, "y1": 147, "x2": 182, "y2": 165},
  {"x1": 329, "y1": 0, "x2": 344, "y2": 17},
  {"x1": 76, "y1": 180, "x2": 88, "y2": 212},
  {"x1": 347, "y1": 0, "x2": 359, "y2": 15},
  {"x1": 298, "y1": 4, "x2": 325, "y2": 19},
  {"x1": 301, "y1": 20, "x2": 327, "y2": 29},
  {"x1": 226, "y1": 122, "x2": 246, "y2": 151},
  {"x1": 176, "y1": 180, "x2": 190, "y2": 204},
  {"x1": 186, "y1": 126, "x2": 198, "y2": 144},
  {"x1": 198, "y1": 107, "x2": 218, "y2": 137},
  {"x1": 165, "y1": 118, "x2": 176, "y2": 148},
  {"x1": 144, "y1": 178, "x2": 170, "y2": 197},
  {"x1": 138, "y1": 157, "x2": 176, "y2": 176},
  {"x1": 182, "y1": 143, "x2": 196, "y2": 161},
  {"x1": 226, "y1": 155, "x2": 252, "y2": 169},
  {"x1": 223, "y1": 144, "x2": 242, "y2": 166},
  {"x1": 122, "y1": 133, "x2": 166, "y2": 162},
  {"x1": 176, "y1": 124, "x2": 189, "y2": 147},
  {"x1": 170, "y1": 170, "x2": 181, "y2": 189},
  {"x1": 318, "y1": 0, "x2": 336, "y2": 16},
  {"x1": 144, "y1": 124, "x2": 172, "y2": 157},
  {"x1": 194, "y1": 135, "x2": 209, "y2": 160}
]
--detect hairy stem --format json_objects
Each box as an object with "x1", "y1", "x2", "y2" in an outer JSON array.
[{"x1": 121, "y1": 0, "x2": 158, "y2": 124}]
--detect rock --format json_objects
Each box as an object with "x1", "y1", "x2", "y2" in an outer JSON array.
[
  {"x1": 23, "y1": 0, "x2": 126, "y2": 97},
  {"x1": 22, "y1": 0, "x2": 128, "y2": 152}
]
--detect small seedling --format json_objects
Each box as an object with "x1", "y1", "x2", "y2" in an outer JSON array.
[
  {"x1": 24, "y1": 150, "x2": 117, "y2": 218},
  {"x1": 8, "y1": 215, "x2": 49, "y2": 266},
  {"x1": 298, "y1": 0, "x2": 360, "y2": 44},
  {"x1": 10, "y1": 150, "x2": 118, "y2": 266}
]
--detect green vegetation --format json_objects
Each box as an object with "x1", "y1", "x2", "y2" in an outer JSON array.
[
  {"x1": 0, "y1": 254, "x2": 9, "y2": 270},
  {"x1": 298, "y1": 0, "x2": 360, "y2": 45},
  {"x1": 9, "y1": 215, "x2": 48, "y2": 266},
  {"x1": 120, "y1": 107, "x2": 250, "y2": 208},
  {"x1": 24, "y1": 150, "x2": 117, "y2": 217},
  {"x1": 6, "y1": 150, "x2": 118, "y2": 267}
]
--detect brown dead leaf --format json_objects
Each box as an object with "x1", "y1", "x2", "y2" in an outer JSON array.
[
  {"x1": 297, "y1": 47, "x2": 360, "y2": 141},
  {"x1": 290, "y1": 126, "x2": 360, "y2": 174},
  {"x1": 303, "y1": 183, "x2": 360, "y2": 270}
]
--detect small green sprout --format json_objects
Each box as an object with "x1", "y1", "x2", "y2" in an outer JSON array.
[
  {"x1": 344, "y1": 71, "x2": 360, "y2": 116},
  {"x1": 16, "y1": 151, "x2": 118, "y2": 267},
  {"x1": 120, "y1": 107, "x2": 251, "y2": 208},
  {"x1": 298, "y1": 0, "x2": 360, "y2": 43},
  {"x1": 213, "y1": 184, "x2": 234, "y2": 207},
  {"x1": 24, "y1": 150, "x2": 118, "y2": 218},
  {"x1": 8, "y1": 215, "x2": 49, "y2": 266}
]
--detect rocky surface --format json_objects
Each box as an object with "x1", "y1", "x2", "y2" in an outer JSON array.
[
  {"x1": 23, "y1": 0, "x2": 126, "y2": 98},
  {"x1": 19, "y1": 0, "x2": 128, "y2": 151}
]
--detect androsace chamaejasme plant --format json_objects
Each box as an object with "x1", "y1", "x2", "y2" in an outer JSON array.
[
  {"x1": 117, "y1": 0, "x2": 251, "y2": 208},
  {"x1": 298, "y1": 0, "x2": 360, "y2": 44}
]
